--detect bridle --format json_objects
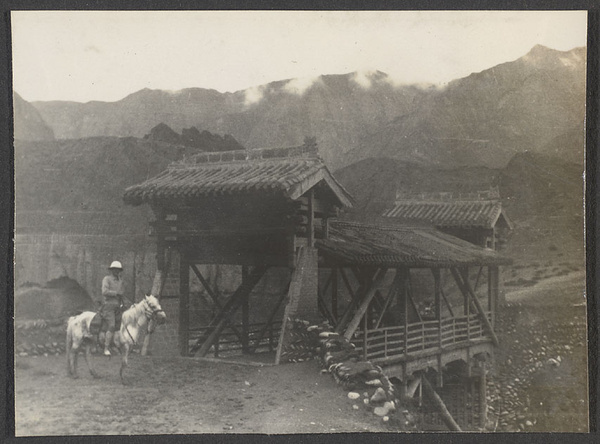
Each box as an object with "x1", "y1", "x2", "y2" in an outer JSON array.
[
  {"x1": 143, "y1": 299, "x2": 165, "y2": 321},
  {"x1": 124, "y1": 299, "x2": 165, "y2": 345}
]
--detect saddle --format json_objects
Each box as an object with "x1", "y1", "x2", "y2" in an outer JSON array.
[{"x1": 89, "y1": 305, "x2": 124, "y2": 336}]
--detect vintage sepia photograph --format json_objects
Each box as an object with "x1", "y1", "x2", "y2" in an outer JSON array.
[{"x1": 11, "y1": 10, "x2": 588, "y2": 435}]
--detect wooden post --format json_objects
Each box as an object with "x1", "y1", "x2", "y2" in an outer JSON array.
[
  {"x1": 374, "y1": 269, "x2": 403, "y2": 329},
  {"x1": 242, "y1": 266, "x2": 250, "y2": 353},
  {"x1": 403, "y1": 269, "x2": 408, "y2": 356},
  {"x1": 308, "y1": 189, "x2": 315, "y2": 247},
  {"x1": 489, "y1": 266, "x2": 499, "y2": 328},
  {"x1": 335, "y1": 268, "x2": 375, "y2": 334},
  {"x1": 179, "y1": 252, "x2": 190, "y2": 356},
  {"x1": 190, "y1": 263, "x2": 244, "y2": 343},
  {"x1": 362, "y1": 307, "x2": 368, "y2": 360},
  {"x1": 195, "y1": 266, "x2": 267, "y2": 356},
  {"x1": 343, "y1": 268, "x2": 388, "y2": 340},
  {"x1": 433, "y1": 267, "x2": 442, "y2": 349},
  {"x1": 422, "y1": 375, "x2": 462, "y2": 432},
  {"x1": 451, "y1": 268, "x2": 499, "y2": 346},
  {"x1": 331, "y1": 267, "x2": 338, "y2": 320},
  {"x1": 479, "y1": 360, "x2": 487, "y2": 429}
]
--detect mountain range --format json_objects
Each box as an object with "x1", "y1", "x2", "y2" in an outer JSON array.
[
  {"x1": 18, "y1": 44, "x2": 585, "y2": 171},
  {"x1": 13, "y1": 44, "x2": 586, "y2": 259}
]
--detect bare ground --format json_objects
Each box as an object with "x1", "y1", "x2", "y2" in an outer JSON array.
[
  {"x1": 14, "y1": 354, "x2": 399, "y2": 436},
  {"x1": 13, "y1": 270, "x2": 589, "y2": 436}
]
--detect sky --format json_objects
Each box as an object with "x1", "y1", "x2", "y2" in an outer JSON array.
[{"x1": 11, "y1": 10, "x2": 588, "y2": 103}]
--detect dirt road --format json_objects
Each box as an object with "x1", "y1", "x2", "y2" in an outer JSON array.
[{"x1": 14, "y1": 354, "x2": 396, "y2": 436}]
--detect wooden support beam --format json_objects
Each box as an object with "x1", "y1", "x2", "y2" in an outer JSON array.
[
  {"x1": 403, "y1": 269, "x2": 408, "y2": 356},
  {"x1": 308, "y1": 189, "x2": 315, "y2": 247},
  {"x1": 193, "y1": 266, "x2": 267, "y2": 356},
  {"x1": 335, "y1": 268, "x2": 376, "y2": 334},
  {"x1": 407, "y1": 375, "x2": 422, "y2": 398},
  {"x1": 433, "y1": 268, "x2": 442, "y2": 351},
  {"x1": 479, "y1": 360, "x2": 488, "y2": 429},
  {"x1": 343, "y1": 268, "x2": 388, "y2": 340},
  {"x1": 249, "y1": 282, "x2": 290, "y2": 353},
  {"x1": 339, "y1": 268, "x2": 356, "y2": 300},
  {"x1": 430, "y1": 268, "x2": 455, "y2": 317},
  {"x1": 317, "y1": 287, "x2": 336, "y2": 326},
  {"x1": 440, "y1": 287, "x2": 455, "y2": 318},
  {"x1": 374, "y1": 269, "x2": 404, "y2": 329},
  {"x1": 190, "y1": 264, "x2": 220, "y2": 302},
  {"x1": 242, "y1": 266, "x2": 250, "y2": 353},
  {"x1": 422, "y1": 374, "x2": 462, "y2": 432},
  {"x1": 179, "y1": 252, "x2": 190, "y2": 356},
  {"x1": 320, "y1": 271, "x2": 333, "y2": 298},
  {"x1": 451, "y1": 268, "x2": 499, "y2": 347},
  {"x1": 331, "y1": 268, "x2": 338, "y2": 320},
  {"x1": 474, "y1": 266, "x2": 484, "y2": 292},
  {"x1": 407, "y1": 273, "x2": 423, "y2": 323},
  {"x1": 189, "y1": 264, "x2": 244, "y2": 343}
]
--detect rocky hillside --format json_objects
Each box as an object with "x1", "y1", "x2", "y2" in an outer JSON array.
[
  {"x1": 14, "y1": 137, "x2": 201, "y2": 216},
  {"x1": 144, "y1": 123, "x2": 245, "y2": 151},
  {"x1": 352, "y1": 45, "x2": 586, "y2": 169},
  {"x1": 334, "y1": 150, "x2": 583, "y2": 255},
  {"x1": 13, "y1": 92, "x2": 55, "y2": 141},
  {"x1": 25, "y1": 45, "x2": 585, "y2": 171}
]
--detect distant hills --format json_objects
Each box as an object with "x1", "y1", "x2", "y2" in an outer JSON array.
[
  {"x1": 17, "y1": 45, "x2": 585, "y2": 171},
  {"x1": 13, "y1": 92, "x2": 55, "y2": 141},
  {"x1": 144, "y1": 123, "x2": 245, "y2": 151},
  {"x1": 13, "y1": 44, "x2": 586, "y2": 259}
]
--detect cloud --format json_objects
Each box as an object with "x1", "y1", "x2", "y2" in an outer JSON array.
[
  {"x1": 244, "y1": 85, "x2": 265, "y2": 106},
  {"x1": 283, "y1": 76, "x2": 322, "y2": 95},
  {"x1": 350, "y1": 70, "x2": 393, "y2": 89}
]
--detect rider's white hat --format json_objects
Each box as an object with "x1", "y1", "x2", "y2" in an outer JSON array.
[{"x1": 109, "y1": 260, "x2": 123, "y2": 270}]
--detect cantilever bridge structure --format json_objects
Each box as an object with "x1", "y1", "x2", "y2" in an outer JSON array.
[{"x1": 124, "y1": 142, "x2": 511, "y2": 429}]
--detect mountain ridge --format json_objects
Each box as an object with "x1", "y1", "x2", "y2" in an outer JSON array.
[{"x1": 18, "y1": 45, "x2": 586, "y2": 171}]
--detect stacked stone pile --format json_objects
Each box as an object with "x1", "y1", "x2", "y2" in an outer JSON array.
[
  {"x1": 484, "y1": 301, "x2": 587, "y2": 432},
  {"x1": 297, "y1": 321, "x2": 416, "y2": 428},
  {"x1": 15, "y1": 319, "x2": 67, "y2": 357}
]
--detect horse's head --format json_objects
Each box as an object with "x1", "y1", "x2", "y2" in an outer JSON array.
[{"x1": 144, "y1": 294, "x2": 167, "y2": 324}]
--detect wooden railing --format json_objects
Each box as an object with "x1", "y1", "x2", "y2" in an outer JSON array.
[
  {"x1": 352, "y1": 312, "x2": 492, "y2": 362},
  {"x1": 188, "y1": 320, "x2": 282, "y2": 357}
]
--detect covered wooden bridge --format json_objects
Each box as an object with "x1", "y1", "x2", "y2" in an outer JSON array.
[
  {"x1": 315, "y1": 219, "x2": 511, "y2": 383},
  {"x1": 382, "y1": 189, "x2": 513, "y2": 249},
  {"x1": 123, "y1": 142, "x2": 510, "y2": 386}
]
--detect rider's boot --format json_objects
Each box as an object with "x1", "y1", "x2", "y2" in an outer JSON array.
[{"x1": 104, "y1": 331, "x2": 113, "y2": 356}]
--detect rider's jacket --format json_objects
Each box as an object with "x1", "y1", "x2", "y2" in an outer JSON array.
[{"x1": 102, "y1": 274, "x2": 124, "y2": 301}]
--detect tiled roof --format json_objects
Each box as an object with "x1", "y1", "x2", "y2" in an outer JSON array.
[
  {"x1": 382, "y1": 200, "x2": 511, "y2": 229},
  {"x1": 317, "y1": 221, "x2": 511, "y2": 267},
  {"x1": 123, "y1": 144, "x2": 353, "y2": 207}
]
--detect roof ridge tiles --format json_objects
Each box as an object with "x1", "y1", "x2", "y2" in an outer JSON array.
[{"x1": 176, "y1": 142, "x2": 321, "y2": 165}]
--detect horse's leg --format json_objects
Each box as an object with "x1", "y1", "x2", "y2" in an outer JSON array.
[
  {"x1": 84, "y1": 341, "x2": 100, "y2": 378},
  {"x1": 69, "y1": 333, "x2": 82, "y2": 379},
  {"x1": 72, "y1": 348, "x2": 79, "y2": 379},
  {"x1": 120, "y1": 342, "x2": 130, "y2": 384},
  {"x1": 141, "y1": 319, "x2": 155, "y2": 356},
  {"x1": 66, "y1": 328, "x2": 73, "y2": 376}
]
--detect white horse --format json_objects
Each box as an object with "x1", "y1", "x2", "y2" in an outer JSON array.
[{"x1": 66, "y1": 294, "x2": 166, "y2": 383}]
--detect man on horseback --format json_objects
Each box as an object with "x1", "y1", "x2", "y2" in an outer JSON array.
[{"x1": 101, "y1": 260, "x2": 130, "y2": 356}]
